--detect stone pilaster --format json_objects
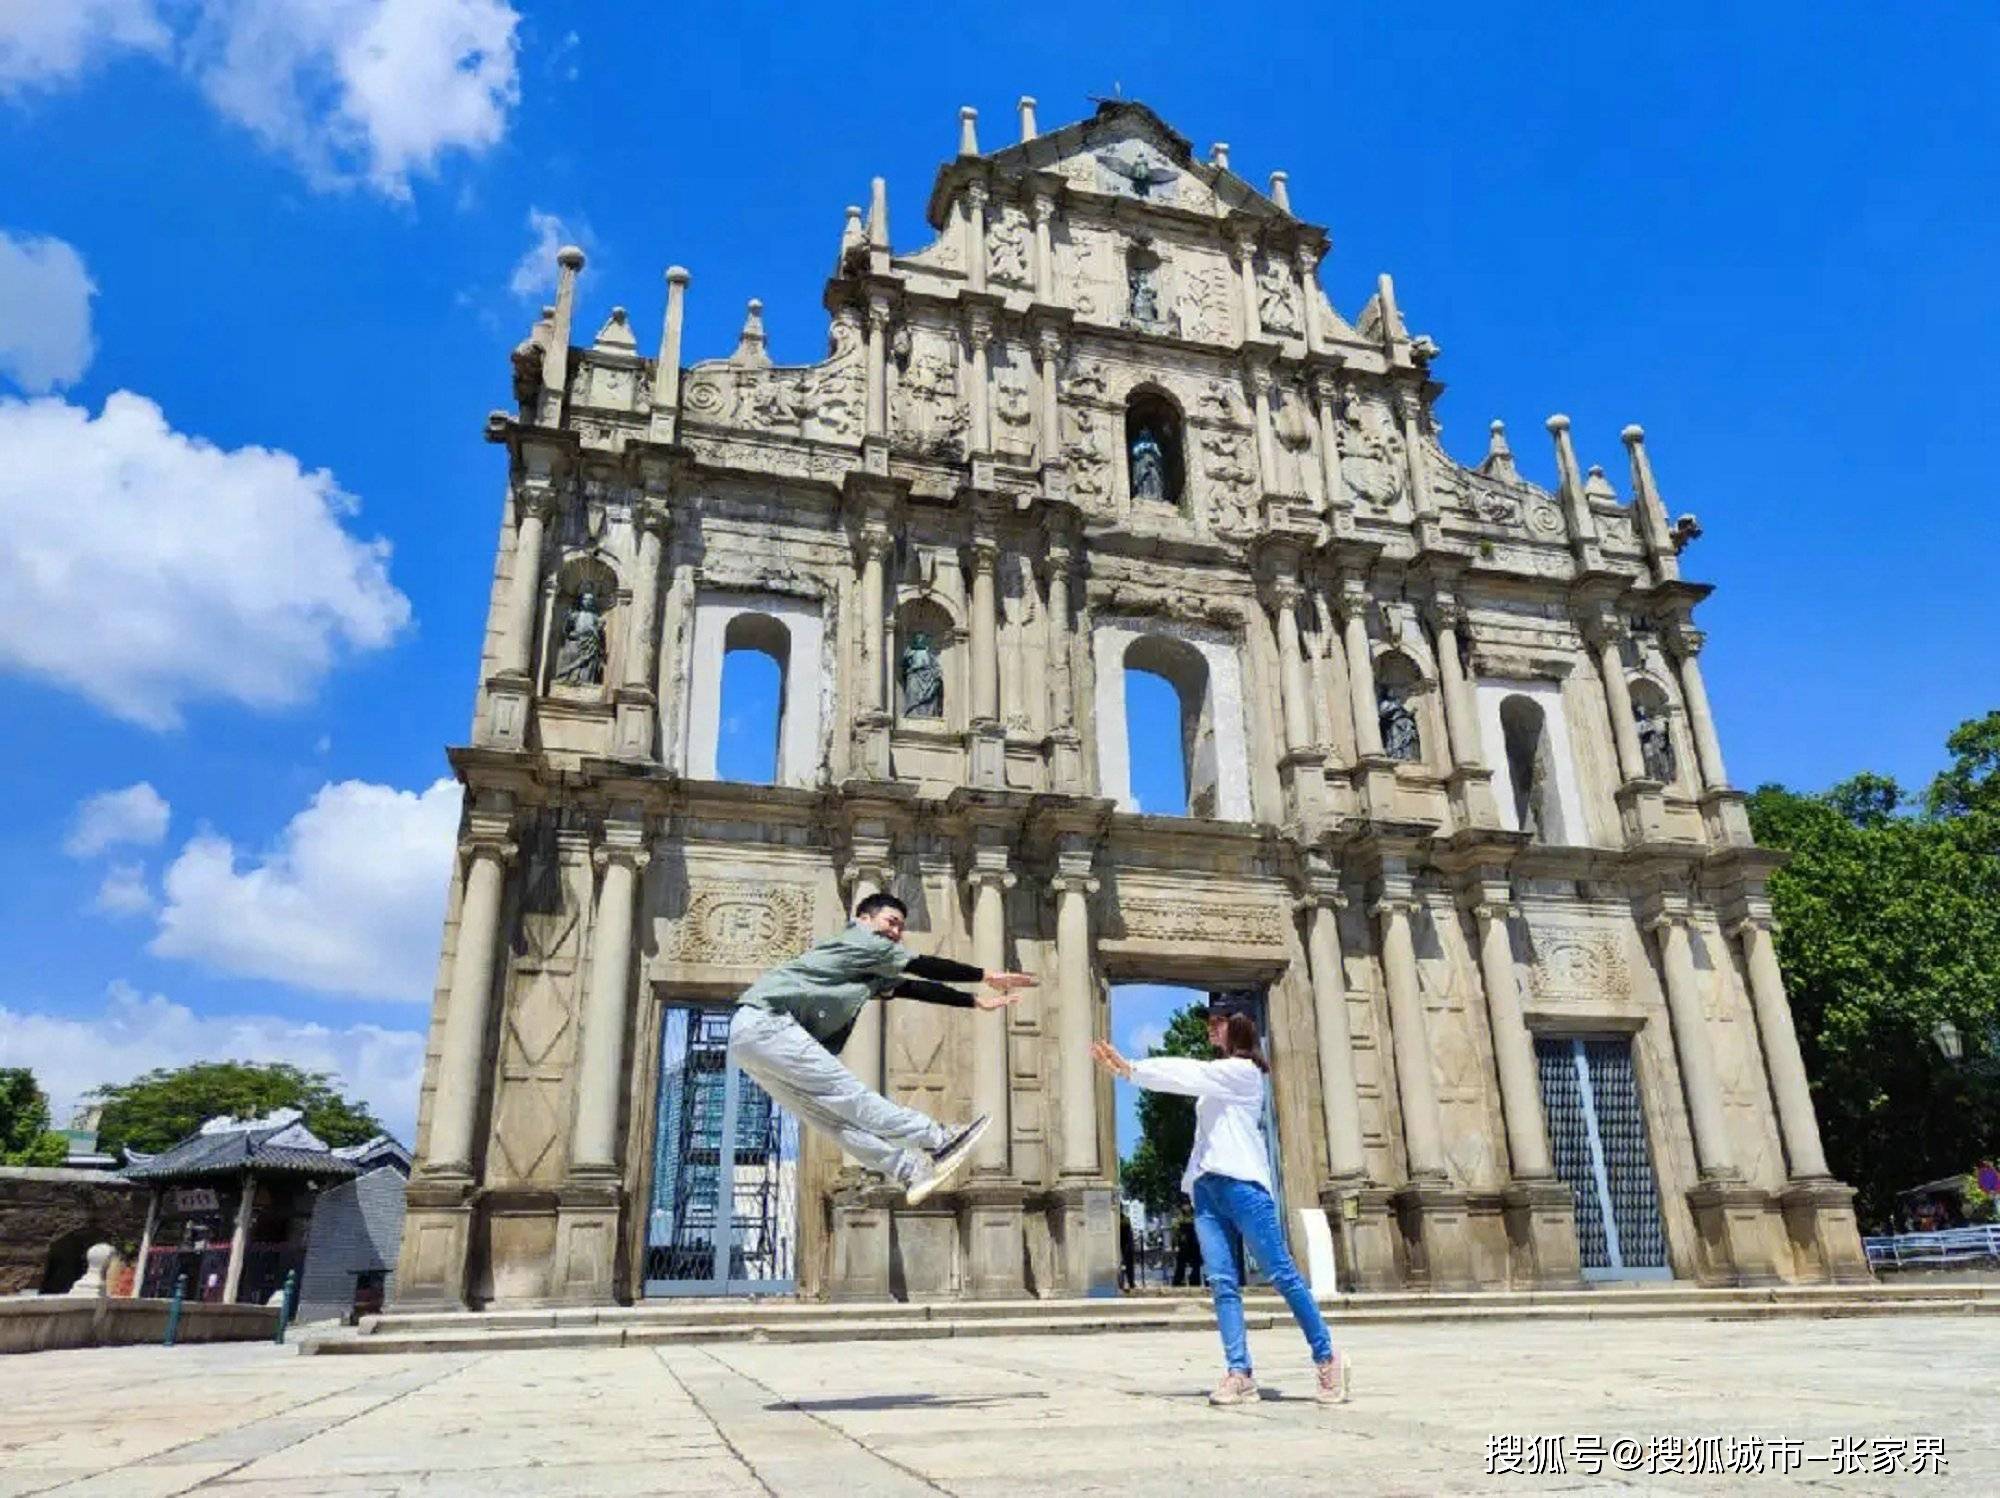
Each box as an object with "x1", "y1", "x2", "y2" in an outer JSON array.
[
  {"x1": 1427, "y1": 593, "x2": 1499, "y2": 828},
  {"x1": 613, "y1": 501, "x2": 669, "y2": 760},
  {"x1": 483, "y1": 489, "x2": 553, "y2": 750},
  {"x1": 1337, "y1": 575, "x2": 1397, "y2": 815}
]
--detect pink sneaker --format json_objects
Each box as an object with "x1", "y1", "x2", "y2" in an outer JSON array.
[
  {"x1": 1315, "y1": 1353, "x2": 1352, "y2": 1406},
  {"x1": 1208, "y1": 1370, "x2": 1258, "y2": 1406}
]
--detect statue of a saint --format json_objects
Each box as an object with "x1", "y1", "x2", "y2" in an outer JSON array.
[
  {"x1": 1130, "y1": 426, "x2": 1168, "y2": 503},
  {"x1": 1635, "y1": 703, "x2": 1677, "y2": 784},
  {"x1": 553, "y1": 587, "x2": 607, "y2": 686},
  {"x1": 1257, "y1": 261, "x2": 1298, "y2": 334},
  {"x1": 900, "y1": 632, "x2": 944, "y2": 719},
  {"x1": 1128, "y1": 261, "x2": 1161, "y2": 325},
  {"x1": 1379, "y1": 687, "x2": 1421, "y2": 762}
]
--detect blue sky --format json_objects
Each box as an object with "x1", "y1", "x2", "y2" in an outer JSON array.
[{"x1": 2, "y1": 3, "x2": 1995, "y2": 1149}]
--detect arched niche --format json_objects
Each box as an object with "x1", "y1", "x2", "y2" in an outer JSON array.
[
  {"x1": 1373, "y1": 649, "x2": 1431, "y2": 767},
  {"x1": 716, "y1": 612, "x2": 790, "y2": 784},
  {"x1": 1474, "y1": 677, "x2": 1590, "y2": 845},
  {"x1": 1500, "y1": 693, "x2": 1564, "y2": 843},
  {"x1": 1091, "y1": 617, "x2": 1252, "y2": 821},
  {"x1": 540, "y1": 553, "x2": 621, "y2": 696},
  {"x1": 683, "y1": 591, "x2": 826, "y2": 788},
  {"x1": 1124, "y1": 387, "x2": 1186, "y2": 509},
  {"x1": 894, "y1": 595, "x2": 960, "y2": 727},
  {"x1": 1628, "y1": 675, "x2": 1686, "y2": 790}
]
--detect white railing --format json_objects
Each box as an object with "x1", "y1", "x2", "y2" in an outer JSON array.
[{"x1": 1863, "y1": 1225, "x2": 2000, "y2": 1267}]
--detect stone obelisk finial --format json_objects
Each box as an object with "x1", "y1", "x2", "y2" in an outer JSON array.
[
  {"x1": 867, "y1": 175, "x2": 890, "y2": 250},
  {"x1": 1269, "y1": 170, "x2": 1291, "y2": 212},
  {"x1": 1018, "y1": 95, "x2": 1038, "y2": 142},
  {"x1": 958, "y1": 105, "x2": 980, "y2": 157}
]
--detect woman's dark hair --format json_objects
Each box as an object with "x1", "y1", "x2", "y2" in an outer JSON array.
[
  {"x1": 1219, "y1": 1011, "x2": 1269, "y2": 1073},
  {"x1": 854, "y1": 891, "x2": 908, "y2": 919}
]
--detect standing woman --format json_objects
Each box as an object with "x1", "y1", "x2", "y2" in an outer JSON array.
[{"x1": 1092, "y1": 1000, "x2": 1350, "y2": 1406}]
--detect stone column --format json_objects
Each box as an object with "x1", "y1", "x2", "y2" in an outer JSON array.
[
  {"x1": 571, "y1": 835, "x2": 649, "y2": 1174},
  {"x1": 1030, "y1": 190, "x2": 1056, "y2": 303},
  {"x1": 1373, "y1": 887, "x2": 1447, "y2": 1180},
  {"x1": 1270, "y1": 580, "x2": 1315, "y2": 758},
  {"x1": 966, "y1": 178, "x2": 991, "y2": 289},
  {"x1": 130, "y1": 1190, "x2": 159, "y2": 1296},
  {"x1": 1397, "y1": 388, "x2": 1434, "y2": 528},
  {"x1": 1044, "y1": 512, "x2": 1083, "y2": 789},
  {"x1": 859, "y1": 524, "x2": 890, "y2": 715},
  {"x1": 500, "y1": 493, "x2": 553, "y2": 679},
  {"x1": 427, "y1": 821, "x2": 517, "y2": 1176},
  {"x1": 222, "y1": 1169, "x2": 254, "y2": 1303},
  {"x1": 1294, "y1": 243, "x2": 1326, "y2": 355},
  {"x1": 1646, "y1": 901, "x2": 1735, "y2": 1179},
  {"x1": 865, "y1": 296, "x2": 891, "y2": 440},
  {"x1": 1312, "y1": 374, "x2": 1345, "y2": 514},
  {"x1": 1035, "y1": 326, "x2": 1064, "y2": 469},
  {"x1": 1233, "y1": 227, "x2": 1262, "y2": 343},
  {"x1": 656, "y1": 549, "x2": 692, "y2": 773},
  {"x1": 1465, "y1": 892, "x2": 1551, "y2": 1179},
  {"x1": 1732, "y1": 912, "x2": 1830, "y2": 1179},
  {"x1": 1053, "y1": 865, "x2": 1101, "y2": 1178},
  {"x1": 1428, "y1": 596, "x2": 1498, "y2": 827},
  {"x1": 968, "y1": 533, "x2": 1003, "y2": 787},
  {"x1": 648, "y1": 266, "x2": 689, "y2": 444},
  {"x1": 1302, "y1": 881, "x2": 1366, "y2": 1181},
  {"x1": 614, "y1": 503, "x2": 669, "y2": 760},
  {"x1": 1585, "y1": 614, "x2": 1646, "y2": 784},
  {"x1": 1667, "y1": 622, "x2": 1728, "y2": 791},
  {"x1": 1248, "y1": 361, "x2": 1278, "y2": 495},
  {"x1": 969, "y1": 860, "x2": 1016, "y2": 1172},
  {"x1": 1338, "y1": 580, "x2": 1384, "y2": 758},
  {"x1": 966, "y1": 311, "x2": 994, "y2": 456},
  {"x1": 844, "y1": 860, "x2": 894, "y2": 1100}
]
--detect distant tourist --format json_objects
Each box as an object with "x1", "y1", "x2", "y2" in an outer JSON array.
[
  {"x1": 730, "y1": 892, "x2": 1034, "y2": 1204},
  {"x1": 1091, "y1": 998, "x2": 1350, "y2": 1406}
]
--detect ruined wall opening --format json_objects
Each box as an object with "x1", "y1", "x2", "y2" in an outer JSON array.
[
  {"x1": 1500, "y1": 693, "x2": 1562, "y2": 844},
  {"x1": 1123, "y1": 634, "x2": 1216, "y2": 817},
  {"x1": 715, "y1": 612, "x2": 790, "y2": 784}
]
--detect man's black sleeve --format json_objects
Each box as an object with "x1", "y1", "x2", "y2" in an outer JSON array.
[
  {"x1": 890, "y1": 977, "x2": 978, "y2": 1008},
  {"x1": 905, "y1": 954, "x2": 985, "y2": 982}
]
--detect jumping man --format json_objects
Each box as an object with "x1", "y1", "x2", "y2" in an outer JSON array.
[{"x1": 728, "y1": 892, "x2": 1035, "y2": 1205}]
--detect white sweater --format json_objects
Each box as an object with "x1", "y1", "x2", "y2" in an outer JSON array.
[{"x1": 1128, "y1": 1055, "x2": 1272, "y2": 1197}]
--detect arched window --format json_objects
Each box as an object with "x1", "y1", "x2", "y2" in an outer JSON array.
[
  {"x1": 1124, "y1": 389, "x2": 1185, "y2": 509},
  {"x1": 1123, "y1": 635, "x2": 1215, "y2": 816},
  {"x1": 715, "y1": 613, "x2": 789, "y2": 784},
  {"x1": 1500, "y1": 694, "x2": 1562, "y2": 843},
  {"x1": 1629, "y1": 678, "x2": 1680, "y2": 788},
  {"x1": 1375, "y1": 652, "x2": 1425, "y2": 764}
]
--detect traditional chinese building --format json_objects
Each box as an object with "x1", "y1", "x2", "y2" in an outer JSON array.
[{"x1": 396, "y1": 98, "x2": 1869, "y2": 1310}]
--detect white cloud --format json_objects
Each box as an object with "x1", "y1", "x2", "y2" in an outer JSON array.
[
  {"x1": 0, "y1": 0, "x2": 170, "y2": 96},
  {"x1": 94, "y1": 862, "x2": 155, "y2": 916},
  {"x1": 152, "y1": 778, "x2": 461, "y2": 1003},
  {"x1": 507, "y1": 205, "x2": 573, "y2": 299},
  {"x1": 66, "y1": 781, "x2": 171, "y2": 857},
  {"x1": 0, "y1": 980, "x2": 425, "y2": 1144},
  {"x1": 0, "y1": 229, "x2": 97, "y2": 392},
  {"x1": 186, "y1": 0, "x2": 521, "y2": 200},
  {"x1": 0, "y1": 391, "x2": 410, "y2": 728}
]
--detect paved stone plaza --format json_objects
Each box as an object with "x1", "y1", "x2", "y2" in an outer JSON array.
[{"x1": 1, "y1": 1314, "x2": 1993, "y2": 1495}]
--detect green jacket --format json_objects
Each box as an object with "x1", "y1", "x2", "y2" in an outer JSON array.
[{"x1": 737, "y1": 924, "x2": 918, "y2": 1052}]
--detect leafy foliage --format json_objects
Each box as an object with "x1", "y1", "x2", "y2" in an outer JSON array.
[
  {"x1": 1118, "y1": 1003, "x2": 1213, "y2": 1216},
  {"x1": 0, "y1": 1068, "x2": 70, "y2": 1166},
  {"x1": 1748, "y1": 711, "x2": 2000, "y2": 1226},
  {"x1": 92, "y1": 1061, "x2": 384, "y2": 1159}
]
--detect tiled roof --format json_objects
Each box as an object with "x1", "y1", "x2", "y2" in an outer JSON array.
[{"x1": 122, "y1": 1116, "x2": 365, "y2": 1183}]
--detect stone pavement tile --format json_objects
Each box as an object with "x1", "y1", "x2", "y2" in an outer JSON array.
[
  {"x1": 654, "y1": 1345, "x2": 947, "y2": 1496},
  {"x1": 200, "y1": 1457, "x2": 761, "y2": 1497},
  {"x1": 32, "y1": 1461, "x2": 241, "y2": 1497}
]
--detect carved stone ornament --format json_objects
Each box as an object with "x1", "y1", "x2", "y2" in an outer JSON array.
[
  {"x1": 988, "y1": 209, "x2": 1031, "y2": 286},
  {"x1": 1528, "y1": 930, "x2": 1633, "y2": 1004},
  {"x1": 1255, "y1": 258, "x2": 1299, "y2": 335},
  {"x1": 1119, "y1": 897, "x2": 1287, "y2": 947},
  {"x1": 666, "y1": 881, "x2": 815, "y2": 967}
]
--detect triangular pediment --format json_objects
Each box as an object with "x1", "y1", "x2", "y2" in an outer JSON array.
[{"x1": 928, "y1": 100, "x2": 1299, "y2": 229}]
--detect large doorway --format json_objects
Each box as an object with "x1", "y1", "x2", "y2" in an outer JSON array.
[
  {"x1": 644, "y1": 1004, "x2": 801, "y2": 1297},
  {"x1": 1110, "y1": 984, "x2": 1284, "y2": 1291},
  {"x1": 1535, "y1": 1035, "x2": 1670, "y2": 1281}
]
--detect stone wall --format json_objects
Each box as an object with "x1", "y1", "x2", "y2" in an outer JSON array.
[{"x1": 0, "y1": 1169, "x2": 148, "y2": 1296}]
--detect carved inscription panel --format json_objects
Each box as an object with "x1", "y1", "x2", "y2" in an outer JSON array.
[
  {"x1": 666, "y1": 881, "x2": 815, "y2": 967},
  {"x1": 1119, "y1": 898, "x2": 1286, "y2": 947}
]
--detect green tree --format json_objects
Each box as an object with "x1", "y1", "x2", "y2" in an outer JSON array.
[
  {"x1": 0, "y1": 1068, "x2": 70, "y2": 1166},
  {"x1": 92, "y1": 1061, "x2": 384, "y2": 1159},
  {"x1": 1748, "y1": 711, "x2": 2000, "y2": 1226},
  {"x1": 1118, "y1": 1004, "x2": 1213, "y2": 1216}
]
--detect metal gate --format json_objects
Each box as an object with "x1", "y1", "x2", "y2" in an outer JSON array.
[
  {"x1": 644, "y1": 1005, "x2": 800, "y2": 1297},
  {"x1": 1535, "y1": 1035, "x2": 1670, "y2": 1281}
]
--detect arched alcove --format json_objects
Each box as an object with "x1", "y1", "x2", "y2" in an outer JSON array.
[
  {"x1": 1124, "y1": 634, "x2": 1216, "y2": 816},
  {"x1": 1124, "y1": 388, "x2": 1186, "y2": 509},
  {"x1": 894, "y1": 597, "x2": 958, "y2": 726},
  {"x1": 1628, "y1": 677, "x2": 1682, "y2": 789},
  {"x1": 1374, "y1": 651, "x2": 1426, "y2": 764},
  {"x1": 542, "y1": 554, "x2": 620, "y2": 695},
  {"x1": 1500, "y1": 693, "x2": 1564, "y2": 843}
]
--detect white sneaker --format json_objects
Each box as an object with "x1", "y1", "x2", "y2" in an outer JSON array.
[{"x1": 904, "y1": 1115, "x2": 989, "y2": 1206}]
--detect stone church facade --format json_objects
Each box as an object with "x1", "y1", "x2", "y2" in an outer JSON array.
[{"x1": 395, "y1": 100, "x2": 1869, "y2": 1309}]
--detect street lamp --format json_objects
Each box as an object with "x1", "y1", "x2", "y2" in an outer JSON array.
[{"x1": 1932, "y1": 1019, "x2": 1964, "y2": 1062}]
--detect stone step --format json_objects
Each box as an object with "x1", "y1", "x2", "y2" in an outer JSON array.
[
  {"x1": 302, "y1": 1287, "x2": 2000, "y2": 1357},
  {"x1": 352, "y1": 1279, "x2": 2000, "y2": 1338}
]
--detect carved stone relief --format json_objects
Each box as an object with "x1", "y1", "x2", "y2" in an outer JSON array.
[
  {"x1": 1118, "y1": 897, "x2": 1287, "y2": 947},
  {"x1": 665, "y1": 881, "x2": 816, "y2": 967},
  {"x1": 1528, "y1": 928, "x2": 1633, "y2": 1004},
  {"x1": 1255, "y1": 256, "x2": 1299, "y2": 336},
  {"x1": 1340, "y1": 396, "x2": 1406, "y2": 513},
  {"x1": 988, "y1": 206, "x2": 1032, "y2": 287}
]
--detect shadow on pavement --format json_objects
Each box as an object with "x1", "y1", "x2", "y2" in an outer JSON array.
[{"x1": 773, "y1": 1392, "x2": 1052, "y2": 1413}]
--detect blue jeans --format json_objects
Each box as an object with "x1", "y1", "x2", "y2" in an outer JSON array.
[{"x1": 1191, "y1": 1172, "x2": 1333, "y2": 1373}]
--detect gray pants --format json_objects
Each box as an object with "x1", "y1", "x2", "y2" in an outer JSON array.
[{"x1": 728, "y1": 1005, "x2": 950, "y2": 1185}]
